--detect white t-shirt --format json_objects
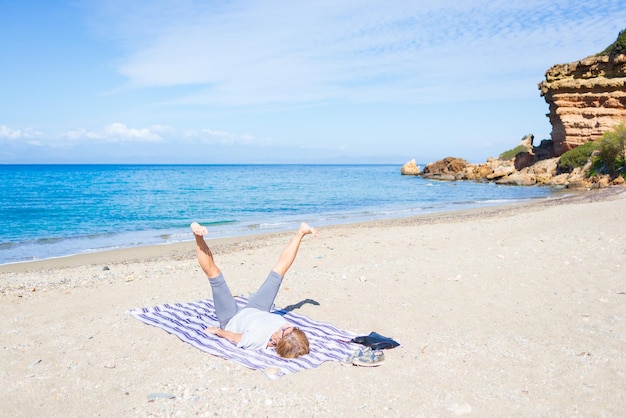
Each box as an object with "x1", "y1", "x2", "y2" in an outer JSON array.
[{"x1": 225, "y1": 308, "x2": 288, "y2": 350}]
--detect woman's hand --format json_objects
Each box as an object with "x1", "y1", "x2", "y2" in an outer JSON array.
[
  {"x1": 205, "y1": 326, "x2": 220, "y2": 334},
  {"x1": 205, "y1": 326, "x2": 242, "y2": 344}
]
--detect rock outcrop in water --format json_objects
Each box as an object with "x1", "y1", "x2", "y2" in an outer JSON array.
[
  {"x1": 538, "y1": 30, "x2": 626, "y2": 156},
  {"x1": 406, "y1": 132, "x2": 625, "y2": 188},
  {"x1": 400, "y1": 159, "x2": 421, "y2": 175}
]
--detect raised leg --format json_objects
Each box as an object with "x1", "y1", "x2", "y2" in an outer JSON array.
[
  {"x1": 246, "y1": 223, "x2": 317, "y2": 312},
  {"x1": 191, "y1": 222, "x2": 221, "y2": 279},
  {"x1": 191, "y1": 222, "x2": 238, "y2": 328},
  {"x1": 272, "y1": 222, "x2": 318, "y2": 276}
]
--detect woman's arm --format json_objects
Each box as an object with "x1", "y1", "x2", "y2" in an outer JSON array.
[{"x1": 205, "y1": 326, "x2": 242, "y2": 345}]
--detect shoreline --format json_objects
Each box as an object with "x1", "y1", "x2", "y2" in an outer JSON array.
[
  {"x1": 0, "y1": 163, "x2": 558, "y2": 268},
  {"x1": 2, "y1": 186, "x2": 625, "y2": 416},
  {"x1": 0, "y1": 187, "x2": 593, "y2": 274}
]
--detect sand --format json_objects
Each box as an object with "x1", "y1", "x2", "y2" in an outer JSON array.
[{"x1": 1, "y1": 188, "x2": 625, "y2": 417}]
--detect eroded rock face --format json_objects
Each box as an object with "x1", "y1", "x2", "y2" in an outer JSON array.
[{"x1": 538, "y1": 50, "x2": 626, "y2": 156}]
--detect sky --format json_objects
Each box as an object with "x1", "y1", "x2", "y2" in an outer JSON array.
[{"x1": 1, "y1": 1, "x2": 625, "y2": 164}]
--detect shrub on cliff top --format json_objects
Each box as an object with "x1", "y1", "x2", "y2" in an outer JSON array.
[
  {"x1": 557, "y1": 141, "x2": 598, "y2": 173},
  {"x1": 499, "y1": 145, "x2": 529, "y2": 161},
  {"x1": 600, "y1": 29, "x2": 626, "y2": 57}
]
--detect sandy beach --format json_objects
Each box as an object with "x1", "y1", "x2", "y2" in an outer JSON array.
[{"x1": 1, "y1": 188, "x2": 625, "y2": 417}]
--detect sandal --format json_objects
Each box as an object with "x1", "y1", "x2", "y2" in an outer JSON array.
[{"x1": 352, "y1": 349, "x2": 385, "y2": 367}]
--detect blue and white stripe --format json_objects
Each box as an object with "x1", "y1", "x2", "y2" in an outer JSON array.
[{"x1": 128, "y1": 296, "x2": 360, "y2": 379}]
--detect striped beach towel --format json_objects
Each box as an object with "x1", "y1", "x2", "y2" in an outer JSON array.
[{"x1": 128, "y1": 296, "x2": 360, "y2": 379}]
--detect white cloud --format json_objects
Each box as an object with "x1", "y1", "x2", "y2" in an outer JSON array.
[
  {"x1": 185, "y1": 129, "x2": 271, "y2": 146},
  {"x1": 103, "y1": 123, "x2": 167, "y2": 142},
  {"x1": 62, "y1": 128, "x2": 105, "y2": 141},
  {"x1": 60, "y1": 123, "x2": 166, "y2": 142},
  {"x1": 87, "y1": 0, "x2": 626, "y2": 106},
  {"x1": 0, "y1": 125, "x2": 43, "y2": 140},
  {"x1": 2, "y1": 123, "x2": 268, "y2": 148}
]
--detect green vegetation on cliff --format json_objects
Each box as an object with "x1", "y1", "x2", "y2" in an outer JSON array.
[
  {"x1": 559, "y1": 123, "x2": 626, "y2": 179},
  {"x1": 557, "y1": 141, "x2": 598, "y2": 173},
  {"x1": 499, "y1": 145, "x2": 529, "y2": 161},
  {"x1": 596, "y1": 122, "x2": 626, "y2": 177},
  {"x1": 600, "y1": 29, "x2": 626, "y2": 57}
]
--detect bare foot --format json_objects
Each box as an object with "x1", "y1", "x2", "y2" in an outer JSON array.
[
  {"x1": 300, "y1": 222, "x2": 318, "y2": 237},
  {"x1": 190, "y1": 222, "x2": 208, "y2": 237}
]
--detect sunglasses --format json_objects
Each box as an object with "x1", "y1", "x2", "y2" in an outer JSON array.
[{"x1": 269, "y1": 326, "x2": 296, "y2": 347}]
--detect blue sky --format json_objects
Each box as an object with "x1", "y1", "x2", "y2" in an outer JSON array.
[{"x1": 1, "y1": 0, "x2": 625, "y2": 164}]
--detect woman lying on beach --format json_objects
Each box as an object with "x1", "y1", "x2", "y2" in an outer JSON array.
[{"x1": 191, "y1": 221, "x2": 317, "y2": 358}]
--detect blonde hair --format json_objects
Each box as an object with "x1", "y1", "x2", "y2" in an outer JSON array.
[{"x1": 276, "y1": 328, "x2": 309, "y2": 358}]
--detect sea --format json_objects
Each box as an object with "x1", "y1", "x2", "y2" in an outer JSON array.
[{"x1": 0, "y1": 164, "x2": 558, "y2": 265}]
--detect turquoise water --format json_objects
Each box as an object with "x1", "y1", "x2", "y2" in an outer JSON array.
[{"x1": 0, "y1": 164, "x2": 556, "y2": 264}]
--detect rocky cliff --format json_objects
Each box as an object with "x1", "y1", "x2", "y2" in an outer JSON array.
[
  {"x1": 538, "y1": 31, "x2": 626, "y2": 156},
  {"x1": 407, "y1": 133, "x2": 625, "y2": 189},
  {"x1": 404, "y1": 31, "x2": 626, "y2": 189}
]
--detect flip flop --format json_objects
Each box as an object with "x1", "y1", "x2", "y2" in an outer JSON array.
[{"x1": 352, "y1": 349, "x2": 385, "y2": 367}]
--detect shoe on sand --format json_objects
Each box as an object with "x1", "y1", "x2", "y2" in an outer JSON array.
[
  {"x1": 341, "y1": 347, "x2": 372, "y2": 365},
  {"x1": 352, "y1": 349, "x2": 385, "y2": 367}
]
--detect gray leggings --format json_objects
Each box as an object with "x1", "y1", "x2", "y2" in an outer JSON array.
[{"x1": 209, "y1": 270, "x2": 284, "y2": 328}]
